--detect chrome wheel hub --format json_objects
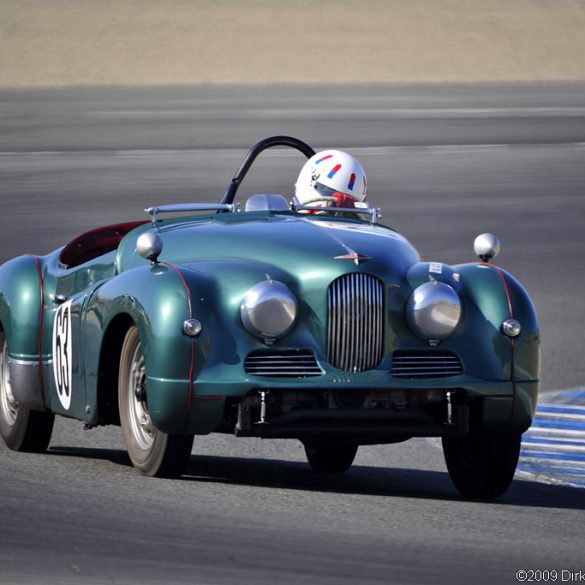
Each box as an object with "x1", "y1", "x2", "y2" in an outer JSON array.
[
  {"x1": 127, "y1": 344, "x2": 155, "y2": 451},
  {"x1": 0, "y1": 341, "x2": 18, "y2": 426}
]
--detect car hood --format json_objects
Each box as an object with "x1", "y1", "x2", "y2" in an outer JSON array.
[{"x1": 117, "y1": 213, "x2": 420, "y2": 283}]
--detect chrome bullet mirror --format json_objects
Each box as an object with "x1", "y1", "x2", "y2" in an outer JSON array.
[
  {"x1": 474, "y1": 233, "x2": 501, "y2": 263},
  {"x1": 136, "y1": 232, "x2": 163, "y2": 264}
]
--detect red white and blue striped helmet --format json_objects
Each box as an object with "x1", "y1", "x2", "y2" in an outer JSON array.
[{"x1": 295, "y1": 150, "x2": 368, "y2": 206}]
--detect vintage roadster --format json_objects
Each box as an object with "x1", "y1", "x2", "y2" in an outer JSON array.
[{"x1": 0, "y1": 136, "x2": 540, "y2": 499}]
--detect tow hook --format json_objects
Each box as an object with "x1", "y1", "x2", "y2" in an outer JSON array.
[
  {"x1": 446, "y1": 390, "x2": 453, "y2": 425},
  {"x1": 256, "y1": 390, "x2": 270, "y2": 425}
]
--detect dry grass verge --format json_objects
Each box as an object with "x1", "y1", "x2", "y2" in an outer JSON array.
[{"x1": 1, "y1": 0, "x2": 585, "y2": 86}]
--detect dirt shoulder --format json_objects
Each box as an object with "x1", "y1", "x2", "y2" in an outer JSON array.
[{"x1": 1, "y1": 0, "x2": 585, "y2": 86}]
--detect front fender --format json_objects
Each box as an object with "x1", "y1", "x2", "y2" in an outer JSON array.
[
  {"x1": 0, "y1": 255, "x2": 46, "y2": 410},
  {"x1": 455, "y1": 262, "x2": 540, "y2": 433},
  {"x1": 455, "y1": 262, "x2": 540, "y2": 381},
  {"x1": 85, "y1": 263, "x2": 198, "y2": 432},
  {"x1": 0, "y1": 255, "x2": 43, "y2": 360}
]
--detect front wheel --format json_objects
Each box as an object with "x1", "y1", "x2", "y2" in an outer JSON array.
[
  {"x1": 0, "y1": 333, "x2": 54, "y2": 452},
  {"x1": 442, "y1": 431, "x2": 522, "y2": 500},
  {"x1": 304, "y1": 441, "x2": 358, "y2": 473},
  {"x1": 118, "y1": 326, "x2": 193, "y2": 478}
]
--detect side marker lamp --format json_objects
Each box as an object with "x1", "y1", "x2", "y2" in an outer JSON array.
[
  {"x1": 501, "y1": 319, "x2": 521, "y2": 338},
  {"x1": 183, "y1": 319, "x2": 202, "y2": 337}
]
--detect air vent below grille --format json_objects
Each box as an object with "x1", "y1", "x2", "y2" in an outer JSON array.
[
  {"x1": 390, "y1": 350, "x2": 463, "y2": 379},
  {"x1": 244, "y1": 349, "x2": 323, "y2": 377}
]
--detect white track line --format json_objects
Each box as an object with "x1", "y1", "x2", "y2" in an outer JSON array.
[{"x1": 1, "y1": 142, "x2": 585, "y2": 159}]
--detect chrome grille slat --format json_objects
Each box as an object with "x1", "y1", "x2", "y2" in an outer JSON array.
[
  {"x1": 376, "y1": 275, "x2": 382, "y2": 367},
  {"x1": 357, "y1": 274, "x2": 362, "y2": 372},
  {"x1": 327, "y1": 273, "x2": 384, "y2": 372},
  {"x1": 245, "y1": 350, "x2": 323, "y2": 377},
  {"x1": 366, "y1": 272, "x2": 373, "y2": 372},
  {"x1": 390, "y1": 350, "x2": 463, "y2": 379},
  {"x1": 341, "y1": 276, "x2": 346, "y2": 370},
  {"x1": 331, "y1": 278, "x2": 338, "y2": 368},
  {"x1": 360, "y1": 275, "x2": 365, "y2": 372},
  {"x1": 350, "y1": 275, "x2": 355, "y2": 371}
]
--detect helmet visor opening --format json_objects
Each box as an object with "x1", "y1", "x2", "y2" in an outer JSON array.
[{"x1": 313, "y1": 182, "x2": 356, "y2": 201}]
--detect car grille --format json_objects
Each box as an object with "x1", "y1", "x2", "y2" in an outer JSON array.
[
  {"x1": 390, "y1": 350, "x2": 463, "y2": 378},
  {"x1": 327, "y1": 273, "x2": 384, "y2": 372},
  {"x1": 244, "y1": 349, "x2": 323, "y2": 377}
]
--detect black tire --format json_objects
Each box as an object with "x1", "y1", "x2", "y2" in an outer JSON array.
[
  {"x1": 118, "y1": 326, "x2": 194, "y2": 478},
  {"x1": 442, "y1": 431, "x2": 522, "y2": 500},
  {"x1": 304, "y1": 441, "x2": 358, "y2": 473},
  {"x1": 0, "y1": 332, "x2": 54, "y2": 453}
]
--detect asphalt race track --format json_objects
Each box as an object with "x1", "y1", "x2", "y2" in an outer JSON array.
[{"x1": 1, "y1": 84, "x2": 584, "y2": 585}]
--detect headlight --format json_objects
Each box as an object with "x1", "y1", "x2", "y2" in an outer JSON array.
[
  {"x1": 241, "y1": 281, "x2": 297, "y2": 339},
  {"x1": 406, "y1": 282, "x2": 461, "y2": 340}
]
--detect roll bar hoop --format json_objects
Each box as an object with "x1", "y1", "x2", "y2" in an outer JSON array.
[{"x1": 220, "y1": 136, "x2": 316, "y2": 205}]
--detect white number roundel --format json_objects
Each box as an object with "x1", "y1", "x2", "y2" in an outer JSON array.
[{"x1": 52, "y1": 300, "x2": 72, "y2": 410}]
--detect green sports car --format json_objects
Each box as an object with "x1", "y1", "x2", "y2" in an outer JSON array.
[{"x1": 0, "y1": 136, "x2": 540, "y2": 499}]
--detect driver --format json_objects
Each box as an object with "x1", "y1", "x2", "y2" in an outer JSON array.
[{"x1": 294, "y1": 150, "x2": 368, "y2": 213}]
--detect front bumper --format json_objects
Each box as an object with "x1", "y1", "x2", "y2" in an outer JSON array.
[{"x1": 147, "y1": 367, "x2": 538, "y2": 439}]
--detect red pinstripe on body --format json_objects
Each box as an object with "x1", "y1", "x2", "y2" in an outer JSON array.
[
  {"x1": 482, "y1": 261, "x2": 517, "y2": 430},
  {"x1": 484, "y1": 262, "x2": 514, "y2": 319},
  {"x1": 161, "y1": 262, "x2": 195, "y2": 409}
]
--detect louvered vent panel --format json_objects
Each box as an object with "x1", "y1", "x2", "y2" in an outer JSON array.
[
  {"x1": 244, "y1": 350, "x2": 322, "y2": 377},
  {"x1": 391, "y1": 350, "x2": 463, "y2": 378}
]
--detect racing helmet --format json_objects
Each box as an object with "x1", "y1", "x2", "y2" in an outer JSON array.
[{"x1": 295, "y1": 150, "x2": 367, "y2": 207}]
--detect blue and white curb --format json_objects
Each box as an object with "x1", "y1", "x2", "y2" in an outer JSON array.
[{"x1": 517, "y1": 388, "x2": 585, "y2": 488}]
